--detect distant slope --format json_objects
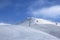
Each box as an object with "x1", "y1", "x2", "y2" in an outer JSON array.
[{"x1": 0, "y1": 25, "x2": 59, "y2": 40}]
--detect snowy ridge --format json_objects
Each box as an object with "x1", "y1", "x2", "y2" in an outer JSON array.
[{"x1": 18, "y1": 17, "x2": 60, "y2": 26}]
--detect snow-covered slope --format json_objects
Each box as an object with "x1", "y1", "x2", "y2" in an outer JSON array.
[
  {"x1": 18, "y1": 17, "x2": 60, "y2": 38},
  {"x1": 31, "y1": 24, "x2": 60, "y2": 38},
  {"x1": 0, "y1": 25, "x2": 59, "y2": 40}
]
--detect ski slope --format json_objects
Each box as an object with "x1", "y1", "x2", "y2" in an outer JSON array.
[{"x1": 0, "y1": 25, "x2": 59, "y2": 40}]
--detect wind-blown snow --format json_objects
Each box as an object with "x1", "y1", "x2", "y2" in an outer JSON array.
[{"x1": 0, "y1": 25, "x2": 59, "y2": 40}]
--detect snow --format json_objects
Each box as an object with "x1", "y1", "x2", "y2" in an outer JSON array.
[
  {"x1": 34, "y1": 18, "x2": 55, "y2": 24},
  {"x1": 19, "y1": 17, "x2": 60, "y2": 26},
  {"x1": 57, "y1": 23, "x2": 60, "y2": 26},
  {"x1": 30, "y1": 24, "x2": 60, "y2": 38},
  {"x1": 18, "y1": 17, "x2": 60, "y2": 38},
  {"x1": 34, "y1": 18, "x2": 60, "y2": 26},
  {"x1": 0, "y1": 25, "x2": 59, "y2": 40},
  {"x1": 0, "y1": 23, "x2": 11, "y2": 25}
]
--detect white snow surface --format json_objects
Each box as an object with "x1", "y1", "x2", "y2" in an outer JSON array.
[{"x1": 0, "y1": 25, "x2": 59, "y2": 40}]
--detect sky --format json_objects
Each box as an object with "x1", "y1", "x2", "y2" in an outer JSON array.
[{"x1": 0, "y1": 0, "x2": 60, "y2": 24}]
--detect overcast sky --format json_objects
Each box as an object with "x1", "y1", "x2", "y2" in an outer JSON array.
[{"x1": 0, "y1": 0, "x2": 60, "y2": 24}]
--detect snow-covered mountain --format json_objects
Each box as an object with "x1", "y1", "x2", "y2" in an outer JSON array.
[{"x1": 0, "y1": 25, "x2": 59, "y2": 40}]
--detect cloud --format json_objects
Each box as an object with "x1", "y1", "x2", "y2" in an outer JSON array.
[
  {"x1": 28, "y1": 0, "x2": 58, "y2": 17},
  {"x1": 30, "y1": 5, "x2": 60, "y2": 22},
  {"x1": 0, "y1": 23, "x2": 11, "y2": 25},
  {"x1": 27, "y1": 0, "x2": 60, "y2": 22},
  {"x1": 28, "y1": 0, "x2": 57, "y2": 10},
  {"x1": 32, "y1": 5, "x2": 60, "y2": 19}
]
